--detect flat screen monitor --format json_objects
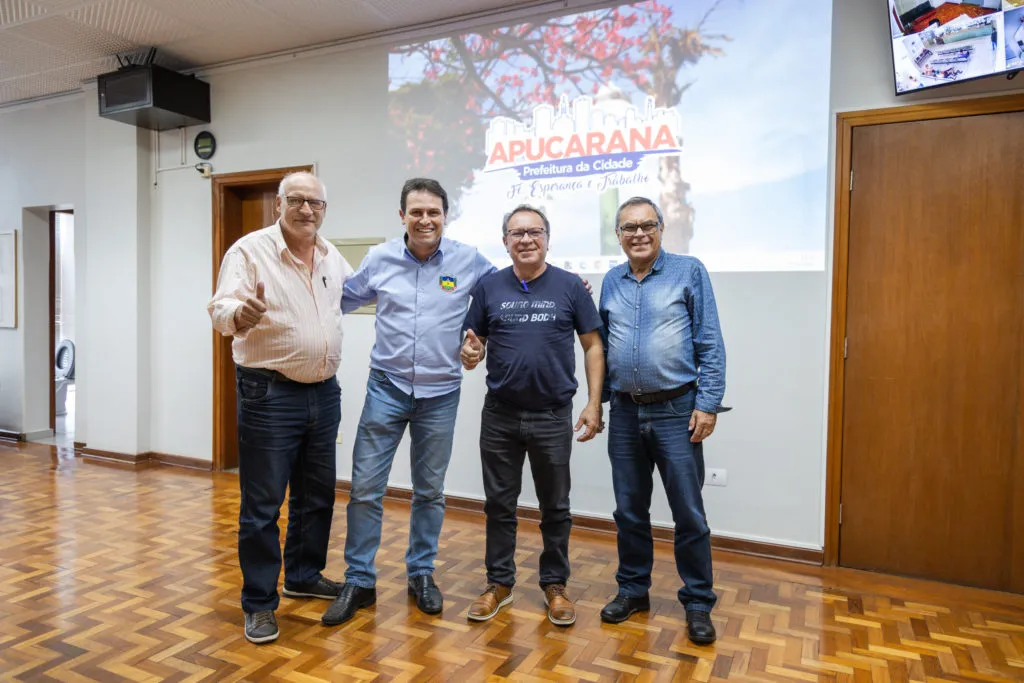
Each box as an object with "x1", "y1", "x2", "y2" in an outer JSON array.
[{"x1": 888, "y1": 0, "x2": 1024, "y2": 94}]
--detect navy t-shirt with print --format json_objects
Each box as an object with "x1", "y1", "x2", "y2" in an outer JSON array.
[{"x1": 463, "y1": 265, "x2": 601, "y2": 410}]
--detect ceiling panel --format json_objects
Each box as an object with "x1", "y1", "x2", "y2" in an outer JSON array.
[
  {"x1": 0, "y1": 0, "x2": 50, "y2": 27},
  {"x1": 0, "y1": 0, "x2": 543, "y2": 107},
  {"x1": 68, "y1": 0, "x2": 203, "y2": 46}
]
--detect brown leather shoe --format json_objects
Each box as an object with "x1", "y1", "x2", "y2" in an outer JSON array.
[
  {"x1": 543, "y1": 584, "x2": 576, "y2": 626},
  {"x1": 467, "y1": 584, "x2": 513, "y2": 622}
]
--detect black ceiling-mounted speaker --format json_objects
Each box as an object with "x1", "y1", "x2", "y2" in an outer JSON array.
[{"x1": 97, "y1": 64, "x2": 210, "y2": 130}]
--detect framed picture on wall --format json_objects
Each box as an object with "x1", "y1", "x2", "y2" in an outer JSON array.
[
  {"x1": 329, "y1": 237, "x2": 384, "y2": 315},
  {"x1": 0, "y1": 231, "x2": 16, "y2": 328}
]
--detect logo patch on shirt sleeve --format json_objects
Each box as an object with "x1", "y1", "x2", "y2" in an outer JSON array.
[{"x1": 439, "y1": 274, "x2": 457, "y2": 292}]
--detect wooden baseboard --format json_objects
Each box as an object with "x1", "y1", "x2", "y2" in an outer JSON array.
[
  {"x1": 79, "y1": 448, "x2": 211, "y2": 471},
  {"x1": 0, "y1": 429, "x2": 25, "y2": 442},
  {"x1": 80, "y1": 447, "x2": 148, "y2": 465},
  {"x1": 711, "y1": 535, "x2": 823, "y2": 564},
  {"x1": 148, "y1": 452, "x2": 213, "y2": 471},
  {"x1": 73, "y1": 441, "x2": 86, "y2": 450},
  {"x1": 334, "y1": 481, "x2": 824, "y2": 566}
]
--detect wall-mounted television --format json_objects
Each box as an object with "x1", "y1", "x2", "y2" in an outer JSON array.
[{"x1": 888, "y1": 0, "x2": 1024, "y2": 94}]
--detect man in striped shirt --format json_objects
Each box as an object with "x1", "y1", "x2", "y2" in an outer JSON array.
[{"x1": 208, "y1": 171, "x2": 354, "y2": 644}]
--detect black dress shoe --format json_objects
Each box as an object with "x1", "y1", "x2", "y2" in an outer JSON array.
[
  {"x1": 408, "y1": 575, "x2": 443, "y2": 614},
  {"x1": 283, "y1": 575, "x2": 342, "y2": 600},
  {"x1": 599, "y1": 593, "x2": 650, "y2": 624},
  {"x1": 686, "y1": 609, "x2": 717, "y2": 645},
  {"x1": 321, "y1": 584, "x2": 376, "y2": 626}
]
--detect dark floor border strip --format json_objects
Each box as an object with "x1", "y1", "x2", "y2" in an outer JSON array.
[{"x1": 333, "y1": 481, "x2": 824, "y2": 565}]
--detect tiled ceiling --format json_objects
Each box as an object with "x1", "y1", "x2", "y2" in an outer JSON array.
[{"x1": 0, "y1": 0, "x2": 540, "y2": 107}]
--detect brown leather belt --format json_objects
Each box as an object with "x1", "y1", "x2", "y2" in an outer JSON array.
[{"x1": 619, "y1": 381, "x2": 696, "y2": 405}]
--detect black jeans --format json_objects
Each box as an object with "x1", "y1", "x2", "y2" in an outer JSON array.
[
  {"x1": 479, "y1": 393, "x2": 573, "y2": 589},
  {"x1": 236, "y1": 366, "x2": 340, "y2": 613}
]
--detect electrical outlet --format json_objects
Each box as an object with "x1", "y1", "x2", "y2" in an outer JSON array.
[
  {"x1": 336, "y1": 428, "x2": 343, "y2": 445},
  {"x1": 707, "y1": 468, "x2": 727, "y2": 487}
]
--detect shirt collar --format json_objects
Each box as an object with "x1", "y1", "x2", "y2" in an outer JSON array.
[
  {"x1": 402, "y1": 234, "x2": 447, "y2": 264},
  {"x1": 272, "y1": 220, "x2": 329, "y2": 260},
  {"x1": 622, "y1": 249, "x2": 666, "y2": 278}
]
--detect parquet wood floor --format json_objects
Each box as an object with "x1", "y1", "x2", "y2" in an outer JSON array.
[{"x1": 2, "y1": 441, "x2": 1023, "y2": 682}]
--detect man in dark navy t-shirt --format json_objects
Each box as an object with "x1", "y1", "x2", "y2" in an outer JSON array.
[{"x1": 460, "y1": 205, "x2": 604, "y2": 628}]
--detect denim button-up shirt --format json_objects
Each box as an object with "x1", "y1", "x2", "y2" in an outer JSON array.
[
  {"x1": 342, "y1": 236, "x2": 495, "y2": 398},
  {"x1": 599, "y1": 249, "x2": 726, "y2": 413}
]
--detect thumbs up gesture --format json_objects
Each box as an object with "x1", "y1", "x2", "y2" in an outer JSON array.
[
  {"x1": 461, "y1": 329, "x2": 485, "y2": 370},
  {"x1": 234, "y1": 281, "x2": 268, "y2": 333}
]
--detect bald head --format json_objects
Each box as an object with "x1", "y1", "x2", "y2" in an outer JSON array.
[
  {"x1": 276, "y1": 171, "x2": 327, "y2": 241},
  {"x1": 278, "y1": 171, "x2": 327, "y2": 201}
]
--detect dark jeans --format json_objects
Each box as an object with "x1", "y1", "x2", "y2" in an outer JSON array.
[
  {"x1": 236, "y1": 366, "x2": 340, "y2": 613},
  {"x1": 479, "y1": 393, "x2": 573, "y2": 589},
  {"x1": 607, "y1": 388, "x2": 716, "y2": 612}
]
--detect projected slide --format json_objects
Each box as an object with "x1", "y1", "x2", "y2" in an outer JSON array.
[{"x1": 388, "y1": 0, "x2": 832, "y2": 272}]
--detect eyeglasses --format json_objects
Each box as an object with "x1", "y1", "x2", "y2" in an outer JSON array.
[
  {"x1": 618, "y1": 221, "x2": 661, "y2": 236},
  {"x1": 284, "y1": 196, "x2": 327, "y2": 211},
  {"x1": 506, "y1": 229, "x2": 548, "y2": 241}
]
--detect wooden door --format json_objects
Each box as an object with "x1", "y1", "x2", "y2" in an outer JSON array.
[
  {"x1": 839, "y1": 113, "x2": 1024, "y2": 591},
  {"x1": 211, "y1": 166, "x2": 312, "y2": 471}
]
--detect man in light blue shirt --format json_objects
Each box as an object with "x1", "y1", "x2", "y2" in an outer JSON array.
[
  {"x1": 322, "y1": 178, "x2": 496, "y2": 626},
  {"x1": 598, "y1": 196, "x2": 725, "y2": 646}
]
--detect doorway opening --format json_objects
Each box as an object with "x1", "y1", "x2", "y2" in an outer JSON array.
[{"x1": 52, "y1": 210, "x2": 75, "y2": 445}]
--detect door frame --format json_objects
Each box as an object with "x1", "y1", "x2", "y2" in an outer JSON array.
[
  {"x1": 824, "y1": 93, "x2": 1024, "y2": 567},
  {"x1": 211, "y1": 165, "x2": 314, "y2": 472}
]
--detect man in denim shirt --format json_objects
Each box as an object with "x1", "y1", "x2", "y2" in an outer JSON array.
[{"x1": 598, "y1": 196, "x2": 725, "y2": 645}]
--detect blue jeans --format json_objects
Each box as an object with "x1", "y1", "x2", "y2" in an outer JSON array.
[
  {"x1": 236, "y1": 366, "x2": 340, "y2": 614},
  {"x1": 344, "y1": 369, "x2": 460, "y2": 588},
  {"x1": 607, "y1": 388, "x2": 716, "y2": 612}
]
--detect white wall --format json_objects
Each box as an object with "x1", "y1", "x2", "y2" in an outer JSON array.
[
  {"x1": 141, "y1": 41, "x2": 828, "y2": 548},
  {"x1": 0, "y1": 98, "x2": 85, "y2": 436},
  {"x1": 82, "y1": 108, "x2": 153, "y2": 455},
  {"x1": 21, "y1": 208, "x2": 51, "y2": 437},
  {"x1": 2, "y1": 0, "x2": 1022, "y2": 549},
  {"x1": 148, "y1": 47, "x2": 394, "y2": 461}
]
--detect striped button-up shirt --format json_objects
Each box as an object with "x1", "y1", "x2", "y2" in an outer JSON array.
[{"x1": 208, "y1": 222, "x2": 353, "y2": 383}]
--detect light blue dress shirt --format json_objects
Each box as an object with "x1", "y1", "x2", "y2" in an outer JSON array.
[
  {"x1": 599, "y1": 249, "x2": 726, "y2": 413},
  {"x1": 342, "y1": 236, "x2": 496, "y2": 398}
]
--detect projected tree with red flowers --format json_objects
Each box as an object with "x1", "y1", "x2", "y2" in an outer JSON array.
[{"x1": 388, "y1": 0, "x2": 729, "y2": 251}]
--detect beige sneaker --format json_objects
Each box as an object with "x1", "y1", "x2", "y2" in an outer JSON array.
[
  {"x1": 543, "y1": 584, "x2": 576, "y2": 626},
  {"x1": 467, "y1": 583, "x2": 513, "y2": 621}
]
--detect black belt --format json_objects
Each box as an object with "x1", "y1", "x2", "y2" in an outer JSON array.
[
  {"x1": 237, "y1": 366, "x2": 330, "y2": 385},
  {"x1": 619, "y1": 381, "x2": 695, "y2": 405}
]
